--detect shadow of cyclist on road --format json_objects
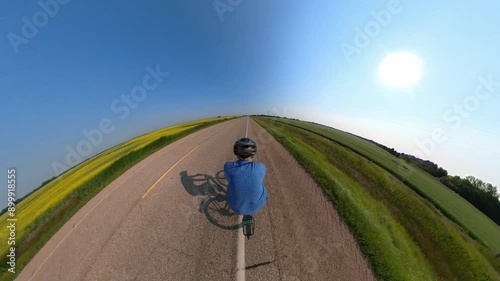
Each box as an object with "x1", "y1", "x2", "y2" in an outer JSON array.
[
  {"x1": 179, "y1": 171, "x2": 223, "y2": 197},
  {"x1": 179, "y1": 170, "x2": 240, "y2": 230}
]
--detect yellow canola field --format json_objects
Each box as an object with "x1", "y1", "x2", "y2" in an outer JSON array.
[{"x1": 0, "y1": 117, "x2": 230, "y2": 256}]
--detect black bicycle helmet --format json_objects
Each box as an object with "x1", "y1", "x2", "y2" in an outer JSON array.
[{"x1": 234, "y1": 138, "x2": 257, "y2": 158}]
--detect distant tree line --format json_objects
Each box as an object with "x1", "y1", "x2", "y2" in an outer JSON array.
[
  {"x1": 374, "y1": 143, "x2": 500, "y2": 225},
  {"x1": 382, "y1": 147, "x2": 449, "y2": 178},
  {"x1": 440, "y1": 175, "x2": 499, "y2": 224},
  {"x1": 253, "y1": 114, "x2": 300, "y2": 121}
]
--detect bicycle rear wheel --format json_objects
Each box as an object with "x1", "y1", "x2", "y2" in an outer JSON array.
[{"x1": 242, "y1": 215, "x2": 255, "y2": 238}]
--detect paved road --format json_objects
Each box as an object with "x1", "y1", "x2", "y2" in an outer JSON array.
[{"x1": 17, "y1": 117, "x2": 374, "y2": 281}]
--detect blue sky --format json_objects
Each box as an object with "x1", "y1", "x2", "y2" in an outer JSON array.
[{"x1": 1, "y1": 0, "x2": 499, "y2": 201}]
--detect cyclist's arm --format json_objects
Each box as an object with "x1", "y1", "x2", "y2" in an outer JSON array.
[
  {"x1": 223, "y1": 162, "x2": 230, "y2": 184},
  {"x1": 256, "y1": 163, "x2": 267, "y2": 178}
]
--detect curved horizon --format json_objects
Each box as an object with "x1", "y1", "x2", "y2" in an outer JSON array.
[{"x1": 2, "y1": 0, "x2": 499, "y2": 203}]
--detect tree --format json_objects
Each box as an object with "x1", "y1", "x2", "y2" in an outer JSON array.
[{"x1": 441, "y1": 175, "x2": 500, "y2": 225}]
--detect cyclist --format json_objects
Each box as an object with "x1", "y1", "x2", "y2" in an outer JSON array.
[{"x1": 224, "y1": 138, "x2": 268, "y2": 218}]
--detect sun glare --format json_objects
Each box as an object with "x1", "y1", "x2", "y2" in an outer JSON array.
[{"x1": 378, "y1": 52, "x2": 423, "y2": 88}]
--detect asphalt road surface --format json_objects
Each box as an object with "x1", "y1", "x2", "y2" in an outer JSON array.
[{"x1": 17, "y1": 117, "x2": 375, "y2": 281}]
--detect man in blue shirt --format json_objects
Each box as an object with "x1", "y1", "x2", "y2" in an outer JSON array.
[{"x1": 224, "y1": 138, "x2": 268, "y2": 216}]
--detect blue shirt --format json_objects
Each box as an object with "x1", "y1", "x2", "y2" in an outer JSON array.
[{"x1": 224, "y1": 160, "x2": 268, "y2": 215}]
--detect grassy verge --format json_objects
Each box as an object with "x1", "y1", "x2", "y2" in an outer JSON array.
[
  {"x1": 269, "y1": 117, "x2": 500, "y2": 253},
  {"x1": 254, "y1": 117, "x2": 435, "y2": 280},
  {"x1": 254, "y1": 117, "x2": 499, "y2": 281},
  {"x1": 0, "y1": 117, "x2": 234, "y2": 281}
]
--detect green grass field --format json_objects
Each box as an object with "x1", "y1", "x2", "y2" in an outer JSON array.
[
  {"x1": 0, "y1": 116, "x2": 233, "y2": 281},
  {"x1": 270, "y1": 117, "x2": 500, "y2": 253},
  {"x1": 254, "y1": 116, "x2": 500, "y2": 281}
]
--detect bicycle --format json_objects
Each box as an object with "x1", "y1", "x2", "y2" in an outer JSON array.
[{"x1": 196, "y1": 171, "x2": 256, "y2": 238}]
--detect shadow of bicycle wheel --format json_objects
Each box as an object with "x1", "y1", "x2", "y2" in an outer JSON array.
[
  {"x1": 180, "y1": 170, "x2": 241, "y2": 230},
  {"x1": 202, "y1": 195, "x2": 241, "y2": 230}
]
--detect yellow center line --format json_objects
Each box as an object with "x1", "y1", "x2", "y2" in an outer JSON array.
[{"x1": 142, "y1": 144, "x2": 201, "y2": 199}]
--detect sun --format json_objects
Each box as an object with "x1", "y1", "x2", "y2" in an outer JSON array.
[{"x1": 378, "y1": 52, "x2": 423, "y2": 88}]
